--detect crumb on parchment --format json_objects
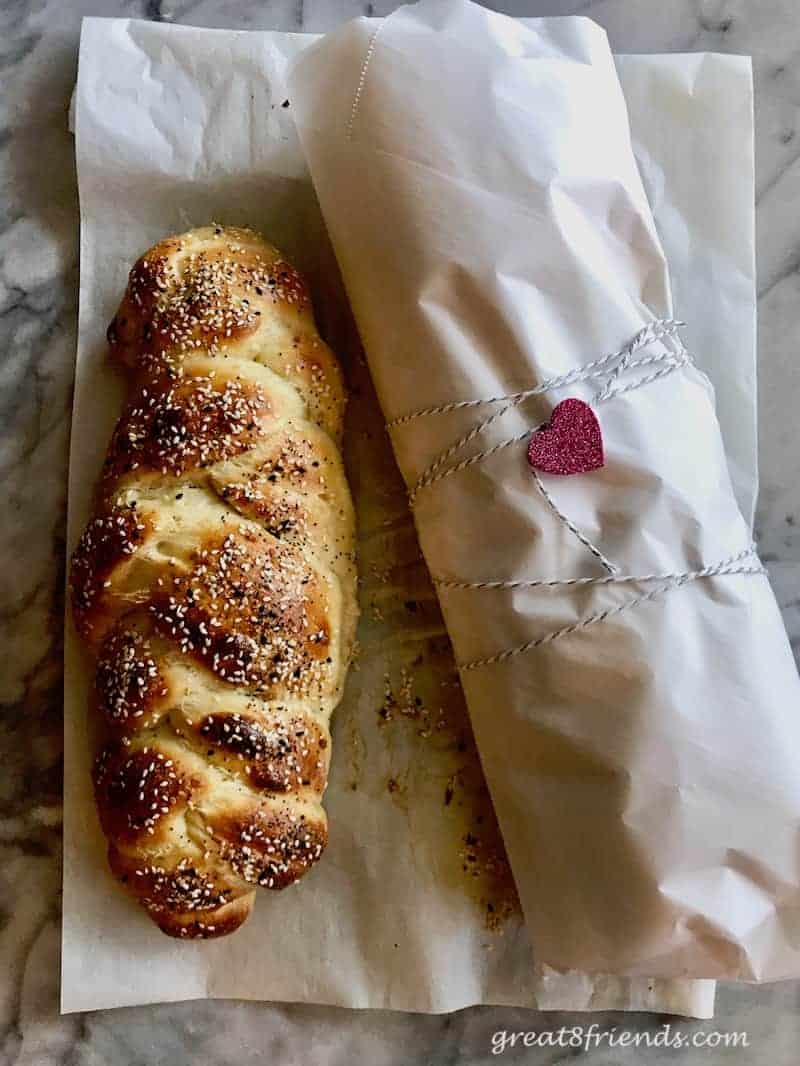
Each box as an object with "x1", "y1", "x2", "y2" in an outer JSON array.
[{"x1": 377, "y1": 664, "x2": 520, "y2": 933}]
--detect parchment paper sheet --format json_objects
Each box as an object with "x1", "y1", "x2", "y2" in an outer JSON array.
[
  {"x1": 289, "y1": 0, "x2": 800, "y2": 981},
  {"x1": 63, "y1": 11, "x2": 756, "y2": 1015}
]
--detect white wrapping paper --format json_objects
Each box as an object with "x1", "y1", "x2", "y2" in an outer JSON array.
[
  {"x1": 63, "y1": 10, "x2": 758, "y2": 1016},
  {"x1": 288, "y1": 0, "x2": 800, "y2": 981}
]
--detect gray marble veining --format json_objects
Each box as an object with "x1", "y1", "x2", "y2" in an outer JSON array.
[{"x1": 2, "y1": 1, "x2": 800, "y2": 1063}]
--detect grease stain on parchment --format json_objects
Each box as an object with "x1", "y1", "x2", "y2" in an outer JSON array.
[{"x1": 318, "y1": 274, "x2": 520, "y2": 935}]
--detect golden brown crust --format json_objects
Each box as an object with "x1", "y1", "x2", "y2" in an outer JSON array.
[
  {"x1": 148, "y1": 527, "x2": 336, "y2": 697},
  {"x1": 93, "y1": 742, "x2": 197, "y2": 848},
  {"x1": 152, "y1": 895, "x2": 256, "y2": 940},
  {"x1": 100, "y1": 368, "x2": 274, "y2": 489},
  {"x1": 107, "y1": 847, "x2": 255, "y2": 939},
  {"x1": 71, "y1": 226, "x2": 357, "y2": 938},
  {"x1": 107, "y1": 232, "x2": 309, "y2": 361},
  {"x1": 193, "y1": 710, "x2": 329, "y2": 794},
  {"x1": 207, "y1": 802, "x2": 328, "y2": 890},
  {"x1": 70, "y1": 505, "x2": 153, "y2": 646},
  {"x1": 106, "y1": 225, "x2": 345, "y2": 441},
  {"x1": 210, "y1": 424, "x2": 356, "y2": 580},
  {"x1": 94, "y1": 622, "x2": 171, "y2": 735}
]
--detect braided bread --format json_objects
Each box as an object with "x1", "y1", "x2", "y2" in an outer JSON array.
[{"x1": 70, "y1": 225, "x2": 358, "y2": 939}]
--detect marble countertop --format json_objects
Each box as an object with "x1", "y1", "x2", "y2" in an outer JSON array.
[{"x1": 3, "y1": 0, "x2": 800, "y2": 1062}]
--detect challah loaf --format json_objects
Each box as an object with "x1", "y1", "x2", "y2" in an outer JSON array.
[{"x1": 70, "y1": 225, "x2": 357, "y2": 938}]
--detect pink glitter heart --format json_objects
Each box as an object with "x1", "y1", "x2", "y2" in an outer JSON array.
[{"x1": 527, "y1": 398, "x2": 604, "y2": 476}]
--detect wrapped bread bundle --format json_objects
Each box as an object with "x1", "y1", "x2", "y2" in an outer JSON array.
[{"x1": 288, "y1": 0, "x2": 800, "y2": 979}]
